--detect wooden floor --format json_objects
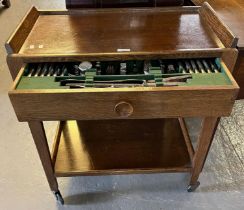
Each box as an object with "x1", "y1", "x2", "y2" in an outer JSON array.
[{"x1": 53, "y1": 119, "x2": 191, "y2": 176}]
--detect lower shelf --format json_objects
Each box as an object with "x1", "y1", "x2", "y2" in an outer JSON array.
[{"x1": 52, "y1": 119, "x2": 192, "y2": 177}]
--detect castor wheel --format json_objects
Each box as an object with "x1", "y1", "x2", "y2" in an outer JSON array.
[
  {"x1": 187, "y1": 181, "x2": 200, "y2": 192},
  {"x1": 2, "y1": 0, "x2": 11, "y2": 8},
  {"x1": 54, "y1": 190, "x2": 64, "y2": 205}
]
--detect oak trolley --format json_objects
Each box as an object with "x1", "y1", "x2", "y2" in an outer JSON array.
[{"x1": 6, "y1": 3, "x2": 239, "y2": 204}]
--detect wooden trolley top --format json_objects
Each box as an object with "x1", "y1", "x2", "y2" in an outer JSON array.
[
  {"x1": 5, "y1": 3, "x2": 237, "y2": 60},
  {"x1": 20, "y1": 9, "x2": 218, "y2": 54}
]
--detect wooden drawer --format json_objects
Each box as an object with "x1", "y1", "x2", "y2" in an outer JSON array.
[{"x1": 9, "y1": 58, "x2": 239, "y2": 121}]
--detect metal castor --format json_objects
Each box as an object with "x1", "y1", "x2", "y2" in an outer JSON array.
[
  {"x1": 187, "y1": 181, "x2": 200, "y2": 192},
  {"x1": 54, "y1": 190, "x2": 64, "y2": 205},
  {"x1": 2, "y1": 0, "x2": 11, "y2": 8}
]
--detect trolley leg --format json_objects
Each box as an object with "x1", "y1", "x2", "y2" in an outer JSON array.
[
  {"x1": 188, "y1": 117, "x2": 219, "y2": 192},
  {"x1": 28, "y1": 121, "x2": 64, "y2": 204}
]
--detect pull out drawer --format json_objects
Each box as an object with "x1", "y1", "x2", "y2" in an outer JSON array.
[{"x1": 9, "y1": 58, "x2": 239, "y2": 121}]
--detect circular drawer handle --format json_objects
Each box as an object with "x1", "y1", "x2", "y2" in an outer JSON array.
[{"x1": 114, "y1": 101, "x2": 133, "y2": 117}]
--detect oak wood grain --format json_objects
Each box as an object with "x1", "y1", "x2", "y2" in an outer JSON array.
[{"x1": 9, "y1": 87, "x2": 237, "y2": 121}]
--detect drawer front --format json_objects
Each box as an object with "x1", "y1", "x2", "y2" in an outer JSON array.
[{"x1": 9, "y1": 87, "x2": 237, "y2": 121}]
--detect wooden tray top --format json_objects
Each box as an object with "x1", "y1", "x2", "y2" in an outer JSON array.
[{"x1": 18, "y1": 8, "x2": 221, "y2": 55}]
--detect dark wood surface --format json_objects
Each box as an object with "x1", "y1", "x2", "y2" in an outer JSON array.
[
  {"x1": 53, "y1": 119, "x2": 191, "y2": 176},
  {"x1": 19, "y1": 8, "x2": 220, "y2": 55}
]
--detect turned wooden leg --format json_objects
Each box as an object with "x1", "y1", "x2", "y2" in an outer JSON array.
[
  {"x1": 28, "y1": 121, "x2": 64, "y2": 204},
  {"x1": 188, "y1": 117, "x2": 219, "y2": 192}
]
